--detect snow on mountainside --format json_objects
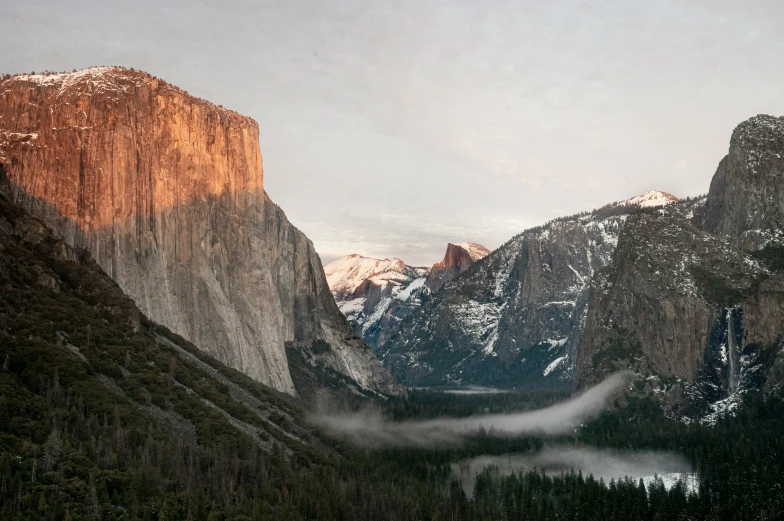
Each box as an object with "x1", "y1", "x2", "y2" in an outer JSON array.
[
  {"x1": 325, "y1": 242, "x2": 491, "y2": 351},
  {"x1": 379, "y1": 191, "x2": 688, "y2": 390},
  {"x1": 324, "y1": 254, "x2": 425, "y2": 299},
  {"x1": 324, "y1": 254, "x2": 429, "y2": 348},
  {"x1": 574, "y1": 115, "x2": 784, "y2": 420},
  {"x1": 614, "y1": 190, "x2": 680, "y2": 209}
]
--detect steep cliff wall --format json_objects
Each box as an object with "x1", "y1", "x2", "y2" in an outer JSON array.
[
  {"x1": 574, "y1": 210, "x2": 765, "y2": 388},
  {"x1": 574, "y1": 116, "x2": 784, "y2": 416},
  {"x1": 702, "y1": 115, "x2": 784, "y2": 249},
  {"x1": 0, "y1": 67, "x2": 398, "y2": 396},
  {"x1": 425, "y1": 242, "x2": 491, "y2": 292},
  {"x1": 263, "y1": 195, "x2": 400, "y2": 395},
  {"x1": 380, "y1": 209, "x2": 632, "y2": 388}
]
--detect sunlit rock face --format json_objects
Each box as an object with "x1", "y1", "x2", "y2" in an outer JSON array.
[
  {"x1": 426, "y1": 242, "x2": 492, "y2": 292},
  {"x1": 0, "y1": 67, "x2": 400, "y2": 396},
  {"x1": 324, "y1": 242, "x2": 491, "y2": 351}
]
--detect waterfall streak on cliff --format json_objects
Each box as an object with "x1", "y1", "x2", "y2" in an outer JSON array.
[{"x1": 727, "y1": 308, "x2": 741, "y2": 395}]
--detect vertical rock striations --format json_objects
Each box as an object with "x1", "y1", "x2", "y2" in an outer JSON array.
[
  {"x1": 702, "y1": 115, "x2": 784, "y2": 249},
  {"x1": 575, "y1": 115, "x2": 784, "y2": 416},
  {"x1": 0, "y1": 67, "x2": 399, "y2": 396},
  {"x1": 425, "y1": 242, "x2": 491, "y2": 292}
]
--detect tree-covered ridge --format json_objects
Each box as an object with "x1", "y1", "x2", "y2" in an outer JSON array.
[
  {"x1": 0, "y1": 167, "x2": 338, "y2": 519},
  {"x1": 2, "y1": 163, "x2": 784, "y2": 520}
]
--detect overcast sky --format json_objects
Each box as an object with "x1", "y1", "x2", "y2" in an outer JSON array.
[{"x1": 2, "y1": 1, "x2": 783, "y2": 265}]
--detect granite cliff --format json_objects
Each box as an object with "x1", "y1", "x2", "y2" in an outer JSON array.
[
  {"x1": 702, "y1": 115, "x2": 784, "y2": 249},
  {"x1": 378, "y1": 198, "x2": 673, "y2": 389},
  {"x1": 575, "y1": 115, "x2": 784, "y2": 418},
  {"x1": 324, "y1": 242, "x2": 490, "y2": 351},
  {"x1": 0, "y1": 67, "x2": 399, "y2": 397},
  {"x1": 425, "y1": 242, "x2": 491, "y2": 292}
]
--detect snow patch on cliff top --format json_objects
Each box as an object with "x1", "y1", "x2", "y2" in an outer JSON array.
[
  {"x1": 455, "y1": 242, "x2": 492, "y2": 261},
  {"x1": 5, "y1": 67, "x2": 252, "y2": 122},
  {"x1": 15, "y1": 67, "x2": 118, "y2": 87}
]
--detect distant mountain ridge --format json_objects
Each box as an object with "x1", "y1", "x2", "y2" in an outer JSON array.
[
  {"x1": 377, "y1": 190, "x2": 684, "y2": 390},
  {"x1": 324, "y1": 242, "x2": 491, "y2": 350},
  {"x1": 379, "y1": 115, "x2": 784, "y2": 420},
  {"x1": 325, "y1": 254, "x2": 427, "y2": 302},
  {"x1": 613, "y1": 190, "x2": 679, "y2": 209}
]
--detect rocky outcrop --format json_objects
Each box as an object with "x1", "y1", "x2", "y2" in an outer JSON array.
[
  {"x1": 574, "y1": 209, "x2": 767, "y2": 389},
  {"x1": 324, "y1": 242, "x2": 490, "y2": 352},
  {"x1": 379, "y1": 206, "x2": 640, "y2": 389},
  {"x1": 702, "y1": 115, "x2": 784, "y2": 249},
  {"x1": 425, "y1": 242, "x2": 491, "y2": 292},
  {"x1": 573, "y1": 116, "x2": 784, "y2": 417},
  {"x1": 0, "y1": 67, "x2": 399, "y2": 397}
]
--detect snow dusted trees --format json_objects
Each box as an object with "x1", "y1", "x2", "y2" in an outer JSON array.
[{"x1": 40, "y1": 424, "x2": 62, "y2": 473}]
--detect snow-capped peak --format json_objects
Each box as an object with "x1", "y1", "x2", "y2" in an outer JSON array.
[
  {"x1": 324, "y1": 254, "x2": 418, "y2": 296},
  {"x1": 454, "y1": 242, "x2": 492, "y2": 261},
  {"x1": 616, "y1": 190, "x2": 679, "y2": 209}
]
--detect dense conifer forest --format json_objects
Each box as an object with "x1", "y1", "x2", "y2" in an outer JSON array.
[{"x1": 1, "y1": 169, "x2": 783, "y2": 520}]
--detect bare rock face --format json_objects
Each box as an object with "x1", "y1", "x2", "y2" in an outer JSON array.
[
  {"x1": 324, "y1": 242, "x2": 490, "y2": 352},
  {"x1": 425, "y1": 242, "x2": 491, "y2": 292},
  {"x1": 573, "y1": 210, "x2": 765, "y2": 389},
  {"x1": 742, "y1": 273, "x2": 784, "y2": 351},
  {"x1": 0, "y1": 67, "x2": 399, "y2": 397},
  {"x1": 574, "y1": 116, "x2": 784, "y2": 416},
  {"x1": 380, "y1": 210, "x2": 631, "y2": 389},
  {"x1": 702, "y1": 115, "x2": 784, "y2": 249}
]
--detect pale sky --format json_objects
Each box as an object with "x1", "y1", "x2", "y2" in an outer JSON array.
[{"x1": 2, "y1": 1, "x2": 783, "y2": 266}]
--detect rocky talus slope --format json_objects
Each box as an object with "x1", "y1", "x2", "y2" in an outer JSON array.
[
  {"x1": 575, "y1": 115, "x2": 784, "y2": 418},
  {"x1": 324, "y1": 242, "x2": 490, "y2": 351},
  {"x1": 0, "y1": 67, "x2": 399, "y2": 397}
]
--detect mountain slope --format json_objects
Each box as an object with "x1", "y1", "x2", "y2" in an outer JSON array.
[
  {"x1": 324, "y1": 242, "x2": 490, "y2": 351},
  {"x1": 379, "y1": 197, "x2": 676, "y2": 389},
  {"x1": 575, "y1": 115, "x2": 784, "y2": 418},
  {"x1": 0, "y1": 167, "x2": 339, "y2": 518},
  {"x1": 0, "y1": 67, "x2": 399, "y2": 397}
]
